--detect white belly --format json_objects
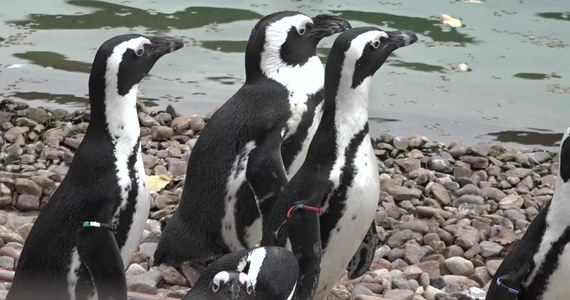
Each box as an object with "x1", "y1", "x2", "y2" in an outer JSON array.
[
  {"x1": 539, "y1": 243, "x2": 570, "y2": 299},
  {"x1": 316, "y1": 143, "x2": 379, "y2": 299},
  {"x1": 119, "y1": 158, "x2": 150, "y2": 267},
  {"x1": 221, "y1": 141, "x2": 256, "y2": 251}
]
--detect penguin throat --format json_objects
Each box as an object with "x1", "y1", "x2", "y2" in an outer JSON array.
[
  {"x1": 103, "y1": 84, "x2": 141, "y2": 145},
  {"x1": 331, "y1": 77, "x2": 371, "y2": 133}
]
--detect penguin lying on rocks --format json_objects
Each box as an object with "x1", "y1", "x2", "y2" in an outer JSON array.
[
  {"x1": 261, "y1": 27, "x2": 418, "y2": 299},
  {"x1": 487, "y1": 128, "x2": 570, "y2": 300},
  {"x1": 7, "y1": 34, "x2": 183, "y2": 300},
  {"x1": 154, "y1": 11, "x2": 350, "y2": 267},
  {"x1": 184, "y1": 246, "x2": 299, "y2": 300}
]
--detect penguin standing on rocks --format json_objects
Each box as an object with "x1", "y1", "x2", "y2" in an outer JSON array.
[
  {"x1": 154, "y1": 11, "x2": 350, "y2": 267},
  {"x1": 487, "y1": 128, "x2": 570, "y2": 300},
  {"x1": 261, "y1": 27, "x2": 418, "y2": 299},
  {"x1": 184, "y1": 246, "x2": 299, "y2": 300},
  {"x1": 7, "y1": 34, "x2": 183, "y2": 300}
]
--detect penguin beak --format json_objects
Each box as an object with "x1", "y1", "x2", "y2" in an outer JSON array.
[
  {"x1": 148, "y1": 36, "x2": 184, "y2": 58},
  {"x1": 384, "y1": 30, "x2": 418, "y2": 50},
  {"x1": 309, "y1": 14, "x2": 352, "y2": 40}
]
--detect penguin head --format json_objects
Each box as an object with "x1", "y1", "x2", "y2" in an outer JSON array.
[
  {"x1": 89, "y1": 34, "x2": 183, "y2": 98},
  {"x1": 559, "y1": 127, "x2": 570, "y2": 182},
  {"x1": 245, "y1": 11, "x2": 351, "y2": 81},
  {"x1": 326, "y1": 27, "x2": 417, "y2": 91},
  {"x1": 211, "y1": 271, "x2": 254, "y2": 300}
]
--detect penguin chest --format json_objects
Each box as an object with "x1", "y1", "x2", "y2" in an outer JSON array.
[
  {"x1": 318, "y1": 142, "x2": 379, "y2": 297},
  {"x1": 112, "y1": 148, "x2": 150, "y2": 266},
  {"x1": 539, "y1": 245, "x2": 570, "y2": 300},
  {"x1": 221, "y1": 141, "x2": 259, "y2": 251}
]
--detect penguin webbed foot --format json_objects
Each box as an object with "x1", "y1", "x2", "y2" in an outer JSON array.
[{"x1": 76, "y1": 227, "x2": 127, "y2": 299}]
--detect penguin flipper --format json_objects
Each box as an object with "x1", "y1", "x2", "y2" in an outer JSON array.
[
  {"x1": 486, "y1": 201, "x2": 550, "y2": 300},
  {"x1": 76, "y1": 227, "x2": 127, "y2": 299},
  {"x1": 347, "y1": 221, "x2": 378, "y2": 279},
  {"x1": 246, "y1": 126, "x2": 288, "y2": 224}
]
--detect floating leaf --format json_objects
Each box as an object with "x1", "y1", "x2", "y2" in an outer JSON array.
[
  {"x1": 441, "y1": 14, "x2": 463, "y2": 28},
  {"x1": 147, "y1": 175, "x2": 172, "y2": 192}
]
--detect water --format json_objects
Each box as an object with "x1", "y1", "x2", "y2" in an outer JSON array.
[{"x1": 0, "y1": 0, "x2": 568, "y2": 149}]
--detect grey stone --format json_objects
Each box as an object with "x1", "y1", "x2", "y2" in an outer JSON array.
[
  {"x1": 461, "y1": 156, "x2": 489, "y2": 169},
  {"x1": 139, "y1": 113, "x2": 160, "y2": 127},
  {"x1": 16, "y1": 194, "x2": 40, "y2": 211},
  {"x1": 391, "y1": 186, "x2": 423, "y2": 201},
  {"x1": 25, "y1": 107, "x2": 48, "y2": 123},
  {"x1": 189, "y1": 116, "x2": 206, "y2": 132},
  {"x1": 395, "y1": 158, "x2": 421, "y2": 173},
  {"x1": 127, "y1": 270, "x2": 162, "y2": 294},
  {"x1": 393, "y1": 137, "x2": 410, "y2": 150},
  {"x1": 427, "y1": 183, "x2": 451, "y2": 205},
  {"x1": 167, "y1": 158, "x2": 187, "y2": 177},
  {"x1": 0, "y1": 256, "x2": 14, "y2": 270},
  {"x1": 506, "y1": 168, "x2": 532, "y2": 179},
  {"x1": 161, "y1": 265, "x2": 188, "y2": 286},
  {"x1": 4, "y1": 126, "x2": 29, "y2": 142},
  {"x1": 469, "y1": 144, "x2": 491, "y2": 157},
  {"x1": 15, "y1": 178, "x2": 42, "y2": 197},
  {"x1": 428, "y1": 156, "x2": 453, "y2": 173},
  {"x1": 0, "y1": 225, "x2": 24, "y2": 244},
  {"x1": 498, "y1": 194, "x2": 523, "y2": 209},
  {"x1": 384, "y1": 289, "x2": 414, "y2": 300},
  {"x1": 150, "y1": 126, "x2": 174, "y2": 141},
  {"x1": 479, "y1": 241, "x2": 503, "y2": 257},
  {"x1": 457, "y1": 195, "x2": 485, "y2": 205},
  {"x1": 481, "y1": 187, "x2": 505, "y2": 201}
]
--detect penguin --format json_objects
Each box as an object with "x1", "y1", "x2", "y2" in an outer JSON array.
[
  {"x1": 7, "y1": 34, "x2": 183, "y2": 300},
  {"x1": 260, "y1": 27, "x2": 418, "y2": 299},
  {"x1": 154, "y1": 11, "x2": 351, "y2": 267},
  {"x1": 487, "y1": 128, "x2": 570, "y2": 300},
  {"x1": 184, "y1": 246, "x2": 299, "y2": 300}
]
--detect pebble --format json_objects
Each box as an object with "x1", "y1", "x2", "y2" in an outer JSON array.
[
  {"x1": 444, "y1": 257, "x2": 474, "y2": 276},
  {"x1": 0, "y1": 104, "x2": 564, "y2": 298}
]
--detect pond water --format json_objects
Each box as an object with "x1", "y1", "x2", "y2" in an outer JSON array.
[{"x1": 0, "y1": 0, "x2": 568, "y2": 149}]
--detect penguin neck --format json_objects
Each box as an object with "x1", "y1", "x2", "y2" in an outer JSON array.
[
  {"x1": 322, "y1": 76, "x2": 372, "y2": 146},
  {"x1": 88, "y1": 74, "x2": 141, "y2": 149}
]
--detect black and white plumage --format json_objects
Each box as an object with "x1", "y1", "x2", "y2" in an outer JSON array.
[
  {"x1": 184, "y1": 247, "x2": 299, "y2": 300},
  {"x1": 154, "y1": 11, "x2": 350, "y2": 267},
  {"x1": 7, "y1": 34, "x2": 183, "y2": 300},
  {"x1": 487, "y1": 128, "x2": 570, "y2": 300},
  {"x1": 261, "y1": 27, "x2": 418, "y2": 299}
]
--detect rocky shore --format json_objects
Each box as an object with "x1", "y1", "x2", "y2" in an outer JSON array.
[{"x1": 0, "y1": 99, "x2": 560, "y2": 300}]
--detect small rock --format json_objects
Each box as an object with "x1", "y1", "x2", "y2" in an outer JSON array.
[
  {"x1": 485, "y1": 259, "x2": 502, "y2": 276},
  {"x1": 151, "y1": 126, "x2": 174, "y2": 141},
  {"x1": 461, "y1": 156, "x2": 489, "y2": 169},
  {"x1": 15, "y1": 194, "x2": 40, "y2": 211},
  {"x1": 428, "y1": 156, "x2": 453, "y2": 173},
  {"x1": 395, "y1": 158, "x2": 421, "y2": 173},
  {"x1": 161, "y1": 265, "x2": 188, "y2": 286},
  {"x1": 25, "y1": 107, "x2": 49, "y2": 123},
  {"x1": 4, "y1": 126, "x2": 29, "y2": 143},
  {"x1": 189, "y1": 116, "x2": 206, "y2": 132},
  {"x1": 0, "y1": 256, "x2": 14, "y2": 270},
  {"x1": 15, "y1": 178, "x2": 42, "y2": 197},
  {"x1": 393, "y1": 137, "x2": 410, "y2": 150},
  {"x1": 384, "y1": 289, "x2": 414, "y2": 300},
  {"x1": 427, "y1": 183, "x2": 451, "y2": 205}
]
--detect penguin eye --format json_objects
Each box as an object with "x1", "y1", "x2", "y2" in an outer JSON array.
[
  {"x1": 212, "y1": 282, "x2": 220, "y2": 293},
  {"x1": 371, "y1": 40, "x2": 381, "y2": 49},
  {"x1": 135, "y1": 48, "x2": 144, "y2": 57},
  {"x1": 246, "y1": 284, "x2": 253, "y2": 295},
  {"x1": 297, "y1": 27, "x2": 306, "y2": 36}
]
